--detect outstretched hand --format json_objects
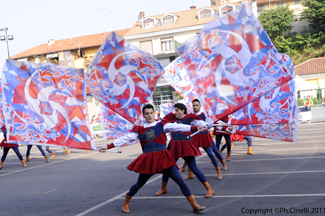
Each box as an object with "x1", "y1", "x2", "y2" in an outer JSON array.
[
  {"x1": 198, "y1": 126, "x2": 207, "y2": 132},
  {"x1": 99, "y1": 148, "x2": 108, "y2": 153}
]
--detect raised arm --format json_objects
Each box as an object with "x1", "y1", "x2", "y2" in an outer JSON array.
[
  {"x1": 163, "y1": 122, "x2": 206, "y2": 133},
  {"x1": 99, "y1": 132, "x2": 138, "y2": 152}
]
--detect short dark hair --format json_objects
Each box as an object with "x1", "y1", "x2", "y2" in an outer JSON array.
[
  {"x1": 174, "y1": 103, "x2": 187, "y2": 114},
  {"x1": 142, "y1": 104, "x2": 154, "y2": 114},
  {"x1": 192, "y1": 99, "x2": 200, "y2": 104}
]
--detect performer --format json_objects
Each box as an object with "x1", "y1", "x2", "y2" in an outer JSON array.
[
  {"x1": 221, "y1": 134, "x2": 254, "y2": 155},
  {"x1": 26, "y1": 145, "x2": 50, "y2": 163},
  {"x1": 214, "y1": 117, "x2": 232, "y2": 161},
  {"x1": 179, "y1": 99, "x2": 227, "y2": 180},
  {"x1": 155, "y1": 103, "x2": 214, "y2": 198},
  {"x1": 0, "y1": 125, "x2": 27, "y2": 169},
  {"x1": 99, "y1": 104, "x2": 205, "y2": 213}
]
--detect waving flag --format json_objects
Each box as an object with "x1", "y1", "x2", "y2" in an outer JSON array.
[
  {"x1": 163, "y1": 57, "x2": 195, "y2": 105},
  {"x1": 99, "y1": 103, "x2": 139, "y2": 145},
  {"x1": 160, "y1": 102, "x2": 193, "y2": 118},
  {"x1": 229, "y1": 79, "x2": 299, "y2": 142},
  {"x1": 177, "y1": 3, "x2": 295, "y2": 124},
  {"x1": 2, "y1": 60, "x2": 95, "y2": 150},
  {"x1": 0, "y1": 79, "x2": 4, "y2": 129},
  {"x1": 86, "y1": 32, "x2": 165, "y2": 125}
]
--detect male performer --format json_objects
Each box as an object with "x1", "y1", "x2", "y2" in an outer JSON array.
[
  {"x1": 0, "y1": 125, "x2": 27, "y2": 169},
  {"x1": 155, "y1": 103, "x2": 214, "y2": 198},
  {"x1": 179, "y1": 99, "x2": 227, "y2": 180},
  {"x1": 214, "y1": 117, "x2": 232, "y2": 161},
  {"x1": 100, "y1": 104, "x2": 205, "y2": 213}
]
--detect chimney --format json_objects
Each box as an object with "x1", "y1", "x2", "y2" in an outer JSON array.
[
  {"x1": 190, "y1": 5, "x2": 196, "y2": 9},
  {"x1": 48, "y1": 39, "x2": 55, "y2": 46},
  {"x1": 138, "y1": 12, "x2": 145, "y2": 22}
]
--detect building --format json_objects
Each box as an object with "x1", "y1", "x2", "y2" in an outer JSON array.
[
  {"x1": 10, "y1": 29, "x2": 129, "y2": 119},
  {"x1": 294, "y1": 57, "x2": 325, "y2": 101}
]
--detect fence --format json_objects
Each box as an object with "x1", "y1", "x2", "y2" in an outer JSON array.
[{"x1": 311, "y1": 106, "x2": 325, "y2": 119}]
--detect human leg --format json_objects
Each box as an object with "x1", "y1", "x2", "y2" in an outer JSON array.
[
  {"x1": 12, "y1": 146, "x2": 26, "y2": 167},
  {"x1": 26, "y1": 145, "x2": 32, "y2": 162},
  {"x1": 203, "y1": 147, "x2": 222, "y2": 180},
  {"x1": 184, "y1": 156, "x2": 214, "y2": 198},
  {"x1": 0, "y1": 148, "x2": 10, "y2": 169},
  {"x1": 37, "y1": 145, "x2": 50, "y2": 162},
  {"x1": 224, "y1": 135, "x2": 232, "y2": 161},
  {"x1": 164, "y1": 166, "x2": 205, "y2": 213},
  {"x1": 245, "y1": 135, "x2": 254, "y2": 155},
  {"x1": 211, "y1": 141, "x2": 228, "y2": 170}
]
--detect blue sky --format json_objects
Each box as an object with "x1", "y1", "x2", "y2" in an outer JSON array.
[{"x1": 0, "y1": 0, "x2": 211, "y2": 68}]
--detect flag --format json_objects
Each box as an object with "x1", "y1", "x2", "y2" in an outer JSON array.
[
  {"x1": 177, "y1": 3, "x2": 295, "y2": 124},
  {"x1": 163, "y1": 57, "x2": 195, "y2": 105},
  {"x1": 98, "y1": 103, "x2": 139, "y2": 146},
  {"x1": 160, "y1": 102, "x2": 193, "y2": 118},
  {"x1": 0, "y1": 78, "x2": 4, "y2": 129},
  {"x1": 1, "y1": 60, "x2": 95, "y2": 150},
  {"x1": 86, "y1": 32, "x2": 165, "y2": 125}
]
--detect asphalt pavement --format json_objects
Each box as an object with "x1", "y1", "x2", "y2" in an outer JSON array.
[{"x1": 0, "y1": 122, "x2": 325, "y2": 216}]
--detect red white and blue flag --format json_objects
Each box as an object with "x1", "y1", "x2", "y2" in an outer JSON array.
[
  {"x1": 1, "y1": 60, "x2": 95, "y2": 150},
  {"x1": 86, "y1": 32, "x2": 165, "y2": 125},
  {"x1": 178, "y1": 3, "x2": 295, "y2": 125},
  {"x1": 98, "y1": 103, "x2": 139, "y2": 145},
  {"x1": 163, "y1": 57, "x2": 195, "y2": 106}
]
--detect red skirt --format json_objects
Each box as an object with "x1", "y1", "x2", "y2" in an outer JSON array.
[
  {"x1": 127, "y1": 150, "x2": 178, "y2": 175},
  {"x1": 192, "y1": 133, "x2": 213, "y2": 148},
  {"x1": 0, "y1": 139, "x2": 18, "y2": 148},
  {"x1": 167, "y1": 140, "x2": 202, "y2": 160},
  {"x1": 231, "y1": 134, "x2": 245, "y2": 142}
]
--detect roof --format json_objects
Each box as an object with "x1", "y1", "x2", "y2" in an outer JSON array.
[
  {"x1": 294, "y1": 57, "x2": 325, "y2": 75},
  {"x1": 11, "y1": 29, "x2": 130, "y2": 59},
  {"x1": 125, "y1": 5, "x2": 230, "y2": 36}
]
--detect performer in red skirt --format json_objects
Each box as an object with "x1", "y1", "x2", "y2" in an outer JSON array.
[
  {"x1": 0, "y1": 125, "x2": 27, "y2": 169},
  {"x1": 155, "y1": 103, "x2": 214, "y2": 198},
  {"x1": 179, "y1": 99, "x2": 227, "y2": 180},
  {"x1": 99, "y1": 104, "x2": 205, "y2": 213}
]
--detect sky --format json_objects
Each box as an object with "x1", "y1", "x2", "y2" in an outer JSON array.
[{"x1": 0, "y1": 0, "x2": 211, "y2": 68}]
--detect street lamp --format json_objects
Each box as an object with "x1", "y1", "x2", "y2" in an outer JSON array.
[{"x1": 0, "y1": 27, "x2": 14, "y2": 59}]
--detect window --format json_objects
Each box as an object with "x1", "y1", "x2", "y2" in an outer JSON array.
[
  {"x1": 200, "y1": 9, "x2": 212, "y2": 18},
  {"x1": 140, "y1": 40, "x2": 153, "y2": 54},
  {"x1": 258, "y1": 4, "x2": 265, "y2": 11},
  {"x1": 294, "y1": 0, "x2": 300, "y2": 5},
  {"x1": 161, "y1": 37, "x2": 174, "y2": 51},
  {"x1": 163, "y1": 15, "x2": 174, "y2": 24},
  {"x1": 221, "y1": 6, "x2": 233, "y2": 15},
  {"x1": 152, "y1": 86, "x2": 174, "y2": 111},
  {"x1": 144, "y1": 19, "x2": 154, "y2": 28},
  {"x1": 277, "y1": 2, "x2": 283, "y2": 7}
]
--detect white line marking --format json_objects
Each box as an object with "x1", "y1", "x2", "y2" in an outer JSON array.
[
  {"x1": 205, "y1": 170, "x2": 325, "y2": 176},
  {"x1": 0, "y1": 152, "x2": 98, "y2": 177},
  {"x1": 200, "y1": 156, "x2": 325, "y2": 163},
  {"x1": 125, "y1": 193, "x2": 325, "y2": 199}
]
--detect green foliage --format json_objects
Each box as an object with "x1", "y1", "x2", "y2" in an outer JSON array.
[
  {"x1": 258, "y1": 6, "x2": 294, "y2": 40},
  {"x1": 297, "y1": 98, "x2": 304, "y2": 106},
  {"x1": 172, "y1": 91, "x2": 183, "y2": 100},
  {"x1": 291, "y1": 31, "x2": 323, "y2": 50},
  {"x1": 301, "y1": 0, "x2": 325, "y2": 31},
  {"x1": 313, "y1": 97, "x2": 319, "y2": 105}
]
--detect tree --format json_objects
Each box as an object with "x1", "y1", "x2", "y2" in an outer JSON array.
[
  {"x1": 258, "y1": 6, "x2": 294, "y2": 40},
  {"x1": 301, "y1": 0, "x2": 325, "y2": 32}
]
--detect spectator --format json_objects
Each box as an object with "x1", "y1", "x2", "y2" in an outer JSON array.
[{"x1": 303, "y1": 95, "x2": 313, "y2": 124}]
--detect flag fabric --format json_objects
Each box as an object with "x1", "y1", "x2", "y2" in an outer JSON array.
[
  {"x1": 163, "y1": 57, "x2": 195, "y2": 105},
  {"x1": 0, "y1": 79, "x2": 4, "y2": 129},
  {"x1": 98, "y1": 103, "x2": 139, "y2": 146},
  {"x1": 228, "y1": 79, "x2": 297, "y2": 125},
  {"x1": 177, "y1": 3, "x2": 295, "y2": 124},
  {"x1": 1, "y1": 60, "x2": 95, "y2": 150},
  {"x1": 86, "y1": 32, "x2": 165, "y2": 125},
  {"x1": 160, "y1": 102, "x2": 193, "y2": 117}
]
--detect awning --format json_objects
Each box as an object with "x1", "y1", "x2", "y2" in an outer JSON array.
[
  {"x1": 46, "y1": 53, "x2": 58, "y2": 58},
  {"x1": 16, "y1": 58, "x2": 28, "y2": 61},
  {"x1": 295, "y1": 75, "x2": 318, "y2": 91}
]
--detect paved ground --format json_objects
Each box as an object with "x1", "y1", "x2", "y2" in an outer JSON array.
[{"x1": 1, "y1": 122, "x2": 325, "y2": 216}]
